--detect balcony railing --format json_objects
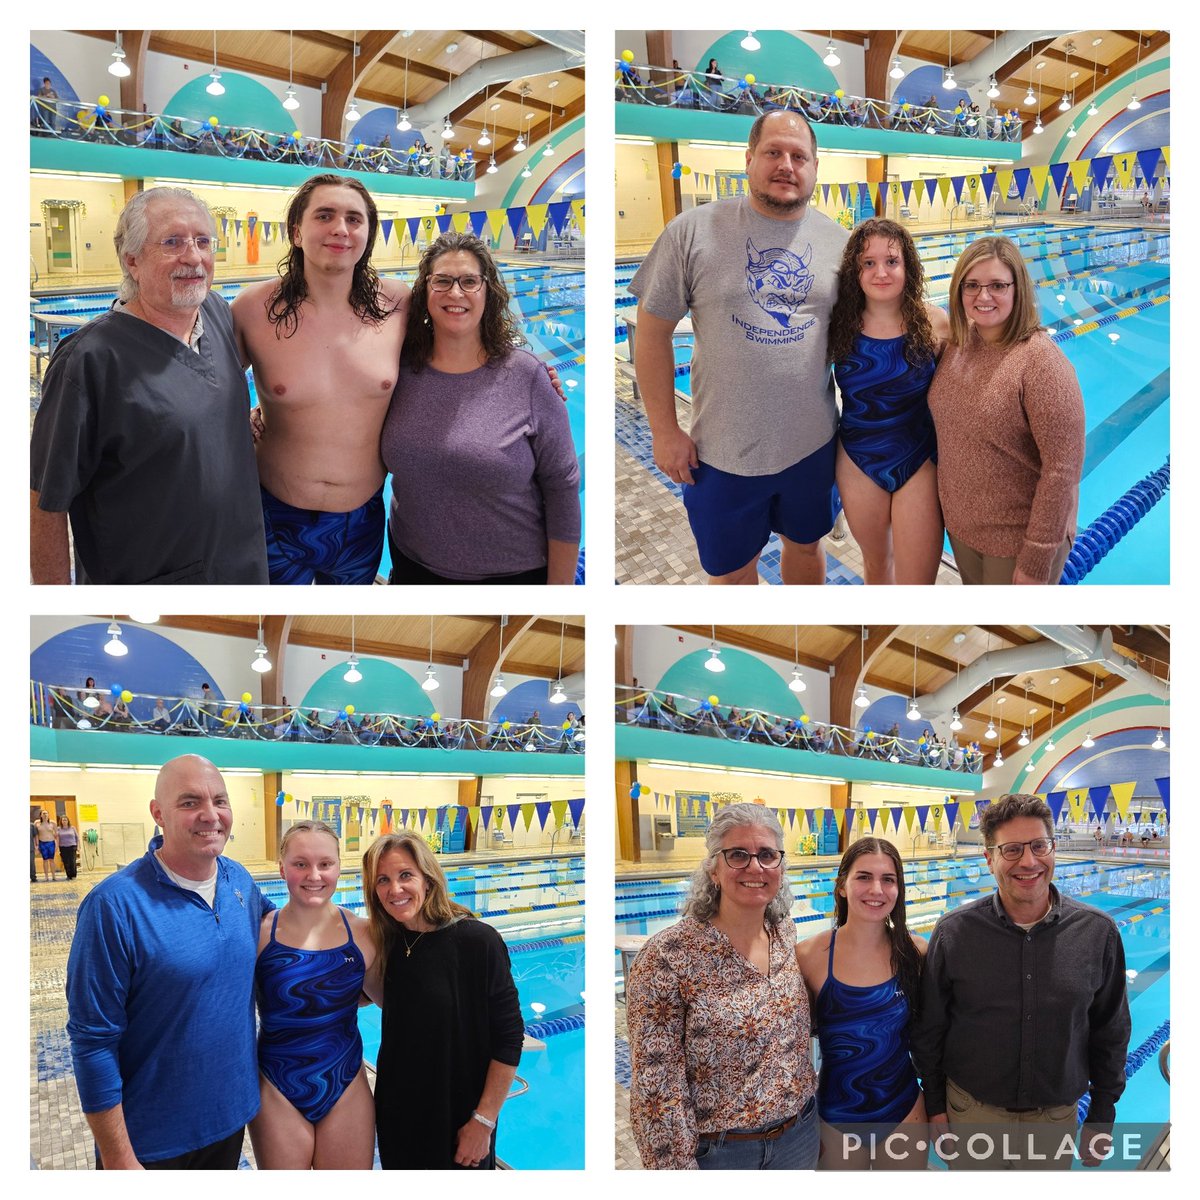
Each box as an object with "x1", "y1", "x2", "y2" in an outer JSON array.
[
  {"x1": 32, "y1": 683, "x2": 583, "y2": 754},
  {"x1": 616, "y1": 685, "x2": 982, "y2": 773},
  {"x1": 615, "y1": 62, "x2": 1022, "y2": 141},
  {"x1": 30, "y1": 96, "x2": 477, "y2": 180}
]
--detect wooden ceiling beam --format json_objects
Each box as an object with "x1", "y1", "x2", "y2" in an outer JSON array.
[{"x1": 667, "y1": 625, "x2": 831, "y2": 674}]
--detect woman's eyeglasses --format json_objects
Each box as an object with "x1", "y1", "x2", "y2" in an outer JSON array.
[
  {"x1": 961, "y1": 280, "x2": 1013, "y2": 295},
  {"x1": 429, "y1": 273, "x2": 485, "y2": 293},
  {"x1": 718, "y1": 847, "x2": 784, "y2": 869}
]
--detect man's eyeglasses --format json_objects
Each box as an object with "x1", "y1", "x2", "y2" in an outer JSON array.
[
  {"x1": 157, "y1": 236, "x2": 214, "y2": 256},
  {"x1": 961, "y1": 280, "x2": 1013, "y2": 295},
  {"x1": 988, "y1": 837, "x2": 1055, "y2": 861},
  {"x1": 429, "y1": 273, "x2": 485, "y2": 293},
  {"x1": 718, "y1": 847, "x2": 784, "y2": 869}
]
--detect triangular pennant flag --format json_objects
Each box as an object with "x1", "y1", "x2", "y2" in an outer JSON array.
[
  {"x1": 525, "y1": 204, "x2": 549, "y2": 238},
  {"x1": 506, "y1": 804, "x2": 521, "y2": 831},
  {"x1": 1028, "y1": 164, "x2": 1050, "y2": 201},
  {"x1": 942, "y1": 801, "x2": 958, "y2": 831},
  {"x1": 965, "y1": 173, "x2": 980, "y2": 202},
  {"x1": 936, "y1": 177, "x2": 951, "y2": 206},
  {"x1": 1067, "y1": 159, "x2": 1091, "y2": 196},
  {"x1": 994, "y1": 169, "x2": 1014, "y2": 198},
  {"x1": 568, "y1": 797, "x2": 585, "y2": 827},
  {"x1": 1089, "y1": 156, "x2": 1114, "y2": 190},
  {"x1": 570, "y1": 198, "x2": 585, "y2": 236},
  {"x1": 507, "y1": 207, "x2": 527, "y2": 240},
  {"x1": 888, "y1": 806, "x2": 903, "y2": 832},
  {"x1": 1112, "y1": 152, "x2": 1136, "y2": 190},
  {"x1": 446, "y1": 807, "x2": 459, "y2": 835},
  {"x1": 381, "y1": 803, "x2": 392, "y2": 826},
  {"x1": 535, "y1": 801, "x2": 551, "y2": 831},
  {"x1": 915, "y1": 805, "x2": 930, "y2": 831},
  {"x1": 435, "y1": 213, "x2": 453, "y2": 234},
  {"x1": 1154, "y1": 777, "x2": 1169, "y2": 820},
  {"x1": 247, "y1": 215, "x2": 257, "y2": 237},
  {"x1": 379, "y1": 218, "x2": 393, "y2": 245},
  {"x1": 866, "y1": 807, "x2": 879, "y2": 832},
  {"x1": 949, "y1": 175, "x2": 965, "y2": 204},
  {"x1": 1048, "y1": 161, "x2": 1070, "y2": 196},
  {"x1": 821, "y1": 183, "x2": 831, "y2": 205},
  {"x1": 1012, "y1": 167, "x2": 1031, "y2": 197},
  {"x1": 397, "y1": 807, "x2": 409, "y2": 828},
  {"x1": 551, "y1": 800, "x2": 567, "y2": 829},
  {"x1": 840, "y1": 183, "x2": 850, "y2": 206},
  {"x1": 547, "y1": 200, "x2": 572, "y2": 235},
  {"x1": 480, "y1": 805, "x2": 493, "y2": 831},
  {"x1": 1135, "y1": 149, "x2": 1162, "y2": 190},
  {"x1": 833, "y1": 808, "x2": 845, "y2": 834},
  {"x1": 450, "y1": 212, "x2": 471, "y2": 234},
  {"x1": 1045, "y1": 790, "x2": 1067, "y2": 824},
  {"x1": 1088, "y1": 785, "x2": 1111, "y2": 825},
  {"x1": 958, "y1": 800, "x2": 976, "y2": 831},
  {"x1": 1109, "y1": 782, "x2": 1136, "y2": 821},
  {"x1": 806, "y1": 808, "x2": 820, "y2": 832},
  {"x1": 902, "y1": 807, "x2": 916, "y2": 833},
  {"x1": 467, "y1": 806, "x2": 480, "y2": 832},
  {"x1": 220, "y1": 216, "x2": 229, "y2": 240},
  {"x1": 486, "y1": 208, "x2": 507, "y2": 240},
  {"x1": 978, "y1": 172, "x2": 996, "y2": 204},
  {"x1": 467, "y1": 210, "x2": 489, "y2": 238},
  {"x1": 901, "y1": 179, "x2": 913, "y2": 206},
  {"x1": 1066, "y1": 789, "x2": 1089, "y2": 822},
  {"x1": 520, "y1": 804, "x2": 535, "y2": 832},
  {"x1": 1161, "y1": 146, "x2": 1170, "y2": 172},
  {"x1": 234, "y1": 219, "x2": 243, "y2": 239},
  {"x1": 406, "y1": 217, "x2": 421, "y2": 245}
]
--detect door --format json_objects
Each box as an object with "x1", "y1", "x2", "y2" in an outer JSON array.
[{"x1": 44, "y1": 204, "x2": 76, "y2": 273}]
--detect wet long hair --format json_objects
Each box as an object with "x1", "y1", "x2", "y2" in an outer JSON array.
[
  {"x1": 401, "y1": 231, "x2": 524, "y2": 372},
  {"x1": 362, "y1": 831, "x2": 473, "y2": 979},
  {"x1": 833, "y1": 837, "x2": 922, "y2": 1013},
  {"x1": 827, "y1": 218, "x2": 938, "y2": 367},
  {"x1": 278, "y1": 819, "x2": 340, "y2": 861},
  {"x1": 268, "y1": 173, "x2": 392, "y2": 336}
]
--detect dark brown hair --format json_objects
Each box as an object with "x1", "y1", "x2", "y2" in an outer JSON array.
[
  {"x1": 401, "y1": 231, "x2": 524, "y2": 372},
  {"x1": 979, "y1": 792, "x2": 1054, "y2": 843},
  {"x1": 268, "y1": 173, "x2": 392, "y2": 336},
  {"x1": 828, "y1": 218, "x2": 938, "y2": 365},
  {"x1": 834, "y1": 837, "x2": 922, "y2": 1013}
]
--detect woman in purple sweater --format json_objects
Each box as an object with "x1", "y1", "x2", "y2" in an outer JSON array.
[{"x1": 380, "y1": 233, "x2": 581, "y2": 583}]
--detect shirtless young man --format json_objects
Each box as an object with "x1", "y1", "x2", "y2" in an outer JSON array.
[{"x1": 232, "y1": 174, "x2": 409, "y2": 584}]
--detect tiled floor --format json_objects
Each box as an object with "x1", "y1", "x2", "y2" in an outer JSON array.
[{"x1": 615, "y1": 373, "x2": 960, "y2": 585}]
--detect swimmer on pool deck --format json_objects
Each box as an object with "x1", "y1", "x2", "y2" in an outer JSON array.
[
  {"x1": 829, "y1": 219, "x2": 949, "y2": 585},
  {"x1": 795, "y1": 838, "x2": 928, "y2": 1169},
  {"x1": 249, "y1": 821, "x2": 378, "y2": 1169}
]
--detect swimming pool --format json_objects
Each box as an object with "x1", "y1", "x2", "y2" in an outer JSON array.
[
  {"x1": 616, "y1": 854, "x2": 1169, "y2": 1165},
  {"x1": 259, "y1": 854, "x2": 585, "y2": 1170},
  {"x1": 616, "y1": 222, "x2": 1169, "y2": 584},
  {"x1": 31, "y1": 262, "x2": 586, "y2": 578}
]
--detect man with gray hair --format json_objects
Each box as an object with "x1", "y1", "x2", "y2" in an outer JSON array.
[{"x1": 30, "y1": 186, "x2": 267, "y2": 583}]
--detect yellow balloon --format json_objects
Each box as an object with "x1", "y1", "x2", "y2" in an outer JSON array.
[
  {"x1": 835, "y1": 89, "x2": 844, "y2": 99},
  {"x1": 208, "y1": 116, "x2": 219, "y2": 128},
  {"x1": 284, "y1": 793, "x2": 293, "y2": 804},
  {"x1": 562, "y1": 720, "x2": 571, "y2": 730},
  {"x1": 902, "y1": 102, "x2": 911, "y2": 111},
  {"x1": 241, "y1": 692, "x2": 252, "y2": 704},
  {"x1": 120, "y1": 690, "x2": 132, "y2": 703},
  {"x1": 345, "y1": 704, "x2": 355, "y2": 715},
  {"x1": 708, "y1": 695, "x2": 719, "y2": 705},
  {"x1": 681, "y1": 165, "x2": 692, "y2": 174},
  {"x1": 98, "y1": 94, "x2": 110, "y2": 107},
  {"x1": 293, "y1": 130, "x2": 301, "y2": 138},
  {"x1": 621, "y1": 49, "x2": 634, "y2": 63},
  {"x1": 866, "y1": 730, "x2": 876, "y2": 739},
  {"x1": 745, "y1": 73, "x2": 756, "y2": 85},
  {"x1": 502, "y1": 720, "x2": 511, "y2": 730},
  {"x1": 800, "y1": 714, "x2": 810, "y2": 724},
  {"x1": 431, "y1": 712, "x2": 440, "y2": 721}
]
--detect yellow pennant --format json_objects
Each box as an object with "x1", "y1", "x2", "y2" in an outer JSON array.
[
  {"x1": 833, "y1": 808, "x2": 845, "y2": 834},
  {"x1": 467, "y1": 806, "x2": 481, "y2": 832},
  {"x1": 937, "y1": 177, "x2": 953, "y2": 206},
  {"x1": 958, "y1": 800, "x2": 976, "y2": 831},
  {"x1": 1112, "y1": 153, "x2": 1136, "y2": 190},
  {"x1": 526, "y1": 203, "x2": 549, "y2": 237},
  {"x1": 521, "y1": 803, "x2": 535, "y2": 832},
  {"x1": 551, "y1": 800, "x2": 568, "y2": 828},
  {"x1": 1161, "y1": 146, "x2": 1170, "y2": 171},
  {"x1": 1109, "y1": 781, "x2": 1136, "y2": 821},
  {"x1": 570, "y1": 198, "x2": 585, "y2": 236},
  {"x1": 487, "y1": 209, "x2": 507, "y2": 240},
  {"x1": 451, "y1": 211, "x2": 471, "y2": 234},
  {"x1": 994, "y1": 169, "x2": 1014, "y2": 199},
  {"x1": 1029, "y1": 165, "x2": 1050, "y2": 201},
  {"x1": 1067, "y1": 159, "x2": 1091, "y2": 195},
  {"x1": 966, "y1": 174, "x2": 980, "y2": 202},
  {"x1": 1067, "y1": 789, "x2": 1089, "y2": 821},
  {"x1": 903, "y1": 807, "x2": 916, "y2": 833}
]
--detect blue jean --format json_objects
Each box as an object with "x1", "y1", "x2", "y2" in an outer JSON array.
[{"x1": 696, "y1": 1096, "x2": 818, "y2": 1170}]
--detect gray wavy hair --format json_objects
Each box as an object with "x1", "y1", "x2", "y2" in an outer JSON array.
[
  {"x1": 114, "y1": 187, "x2": 214, "y2": 302},
  {"x1": 681, "y1": 802, "x2": 793, "y2": 924}
]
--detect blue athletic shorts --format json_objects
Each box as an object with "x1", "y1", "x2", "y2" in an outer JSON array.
[
  {"x1": 682, "y1": 435, "x2": 837, "y2": 577},
  {"x1": 260, "y1": 485, "x2": 384, "y2": 585}
]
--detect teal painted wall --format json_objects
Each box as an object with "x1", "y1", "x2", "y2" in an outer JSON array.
[
  {"x1": 693, "y1": 31, "x2": 835, "y2": 93},
  {"x1": 299, "y1": 659, "x2": 433, "y2": 718},
  {"x1": 656, "y1": 648, "x2": 807, "y2": 719},
  {"x1": 164, "y1": 73, "x2": 299, "y2": 138}
]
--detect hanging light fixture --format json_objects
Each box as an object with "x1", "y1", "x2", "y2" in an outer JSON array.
[
  {"x1": 344, "y1": 30, "x2": 361, "y2": 123},
  {"x1": 1045, "y1": 676, "x2": 1058, "y2": 751},
  {"x1": 823, "y1": 32, "x2": 840, "y2": 68},
  {"x1": 251, "y1": 617, "x2": 272, "y2": 674},
  {"x1": 987, "y1": 34, "x2": 1000, "y2": 98},
  {"x1": 421, "y1": 617, "x2": 440, "y2": 692},
  {"x1": 490, "y1": 616, "x2": 509, "y2": 698},
  {"x1": 854, "y1": 626, "x2": 869, "y2": 707},
  {"x1": 104, "y1": 619, "x2": 128, "y2": 658},
  {"x1": 891, "y1": 34, "x2": 905, "y2": 80},
  {"x1": 949, "y1": 642, "x2": 963, "y2": 730},
  {"x1": 1017, "y1": 678, "x2": 1031, "y2": 744},
  {"x1": 486, "y1": 155, "x2": 498, "y2": 174},
  {"x1": 1059, "y1": 44, "x2": 1073, "y2": 110},
  {"x1": 788, "y1": 627, "x2": 806, "y2": 693},
  {"x1": 206, "y1": 31, "x2": 225, "y2": 96},
  {"x1": 1080, "y1": 668, "x2": 1099, "y2": 747},
  {"x1": 984, "y1": 647, "x2": 997, "y2": 738},
  {"x1": 1087, "y1": 57, "x2": 1100, "y2": 116},
  {"x1": 1024, "y1": 45, "x2": 1037, "y2": 106},
  {"x1": 704, "y1": 625, "x2": 726, "y2": 673},
  {"x1": 906, "y1": 642, "x2": 921, "y2": 721},
  {"x1": 542, "y1": 104, "x2": 556, "y2": 156},
  {"x1": 550, "y1": 621, "x2": 568, "y2": 704},
  {"x1": 82, "y1": 690, "x2": 100, "y2": 710},
  {"x1": 282, "y1": 31, "x2": 300, "y2": 110},
  {"x1": 994, "y1": 716, "x2": 1005, "y2": 766},
  {"x1": 1152, "y1": 729, "x2": 1165, "y2": 749},
  {"x1": 741, "y1": 31, "x2": 761, "y2": 53},
  {"x1": 943, "y1": 31, "x2": 956, "y2": 90},
  {"x1": 396, "y1": 55, "x2": 410, "y2": 129},
  {"x1": 343, "y1": 616, "x2": 362, "y2": 683},
  {"x1": 1032, "y1": 73, "x2": 1044, "y2": 134},
  {"x1": 108, "y1": 33, "x2": 131, "y2": 78},
  {"x1": 520, "y1": 163, "x2": 532, "y2": 179},
  {"x1": 1127, "y1": 34, "x2": 1143, "y2": 109}
]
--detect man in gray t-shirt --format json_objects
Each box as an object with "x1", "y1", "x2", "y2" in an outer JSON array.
[{"x1": 629, "y1": 110, "x2": 849, "y2": 584}]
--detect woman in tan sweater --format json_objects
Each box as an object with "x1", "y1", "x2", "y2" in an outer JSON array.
[{"x1": 927, "y1": 237, "x2": 1084, "y2": 584}]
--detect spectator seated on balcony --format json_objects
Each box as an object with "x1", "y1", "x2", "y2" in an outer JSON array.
[{"x1": 151, "y1": 699, "x2": 171, "y2": 732}]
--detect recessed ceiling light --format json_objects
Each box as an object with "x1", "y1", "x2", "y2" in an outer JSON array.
[
  {"x1": 1036, "y1": 61, "x2": 1045, "y2": 70},
  {"x1": 490, "y1": 102, "x2": 501, "y2": 110},
  {"x1": 1092, "y1": 37, "x2": 1103, "y2": 47},
  {"x1": 446, "y1": 41, "x2": 459, "y2": 54}
]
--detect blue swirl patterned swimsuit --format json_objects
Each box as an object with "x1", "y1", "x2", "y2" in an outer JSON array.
[
  {"x1": 255, "y1": 908, "x2": 366, "y2": 1123},
  {"x1": 834, "y1": 333, "x2": 937, "y2": 493},
  {"x1": 814, "y1": 928, "x2": 921, "y2": 1125}
]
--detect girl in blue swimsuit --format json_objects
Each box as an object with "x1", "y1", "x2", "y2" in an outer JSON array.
[
  {"x1": 796, "y1": 837, "x2": 928, "y2": 1169},
  {"x1": 249, "y1": 821, "x2": 379, "y2": 1169},
  {"x1": 828, "y1": 219, "x2": 949, "y2": 584}
]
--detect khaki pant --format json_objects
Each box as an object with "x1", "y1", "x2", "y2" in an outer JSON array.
[
  {"x1": 939, "y1": 1078, "x2": 1080, "y2": 1171},
  {"x1": 949, "y1": 533, "x2": 1074, "y2": 586}
]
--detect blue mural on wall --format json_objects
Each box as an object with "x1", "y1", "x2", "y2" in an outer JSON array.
[
  {"x1": 891, "y1": 66, "x2": 972, "y2": 114},
  {"x1": 855, "y1": 694, "x2": 937, "y2": 739},
  {"x1": 30, "y1": 44, "x2": 79, "y2": 105},
  {"x1": 31, "y1": 622, "x2": 221, "y2": 722},
  {"x1": 345, "y1": 108, "x2": 431, "y2": 151},
  {"x1": 656, "y1": 648, "x2": 807, "y2": 719},
  {"x1": 300, "y1": 659, "x2": 430, "y2": 717},
  {"x1": 1079, "y1": 89, "x2": 1170, "y2": 159},
  {"x1": 693, "y1": 30, "x2": 836, "y2": 94},
  {"x1": 1034, "y1": 726, "x2": 1170, "y2": 797},
  {"x1": 162, "y1": 72, "x2": 299, "y2": 136},
  {"x1": 491, "y1": 679, "x2": 583, "y2": 725}
]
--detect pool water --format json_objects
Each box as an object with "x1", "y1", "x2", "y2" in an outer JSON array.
[
  {"x1": 616, "y1": 224, "x2": 1169, "y2": 583},
  {"x1": 32, "y1": 263, "x2": 586, "y2": 576},
  {"x1": 617, "y1": 854, "x2": 1169, "y2": 1161}
]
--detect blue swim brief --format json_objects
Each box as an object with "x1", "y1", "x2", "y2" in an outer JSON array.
[
  {"x1": 681, "y1": 435, "x2": 837, "y2": 578},
  {"x1": 260, "y1": 485, "x2": 384, "y2": 585}
]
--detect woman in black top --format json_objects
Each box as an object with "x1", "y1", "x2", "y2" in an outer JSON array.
[{"x1": 363, "y1": 832, "x2": 524, "y2": 1168}]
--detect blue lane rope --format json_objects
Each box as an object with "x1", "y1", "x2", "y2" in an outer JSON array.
[
  {"x1": 1076, "y1": 1019, "x2": 1169, "y2": 1123},
  {"x1": 525, "y1": 1013, "x2": 585, "y2": 1039},
  {"x1": 1060, "y1": 458, "x2": 1170, "y2": 583}
]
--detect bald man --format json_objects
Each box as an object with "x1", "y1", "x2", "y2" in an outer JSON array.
[{"x1": 65, "y1": 755, "x2": 273, "y2": 1169}]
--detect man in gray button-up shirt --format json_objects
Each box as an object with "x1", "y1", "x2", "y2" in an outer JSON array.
[{"x1": 912, "y1": 793, "x2": 1131, "y2": 1169}]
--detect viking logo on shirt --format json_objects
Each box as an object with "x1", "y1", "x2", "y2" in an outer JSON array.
[{"x1": 744, "y1": 238, "x2": 814, "y2": 329}]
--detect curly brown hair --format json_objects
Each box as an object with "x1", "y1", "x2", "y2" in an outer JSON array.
[
  {"x1": 268, "y1": 173, "x2": 393, "y2": 336},
  {"x1": 402, "y1": 232, "x2": 525, "y2": 372},
  {"x1": 827, "y1": 218, "x2": 938, "y2": 367}
]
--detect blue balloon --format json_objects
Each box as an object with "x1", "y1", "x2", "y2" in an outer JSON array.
[
  {"x1": 629, "y1": 782, "x2": 641, "y2": 799},
  {"x1": 111, "y1": 684, "x2": 122, "y2": 697},
  {"x1": 239, "y1": 702, "x2": 249, "y2": 716},
  {"x1": 275, "y1": 790, "x2": 285, "y2": 807},
  {"x1": 423, "y1": 718, "x2": 434, "y2": 729},
  {"x1": 700, "y1": 699, "x2": 712, "y2": 712},
  {"x1": 671, "y1": 163, "x2": 682, "y2": 179},
  {"x1": 337, "y1": 709, "x2": 347, "y2": 722}
]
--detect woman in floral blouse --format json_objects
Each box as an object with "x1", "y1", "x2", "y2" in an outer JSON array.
[{"x1": 627, "y1": 803, "x2": 817, "y2": 1169}]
